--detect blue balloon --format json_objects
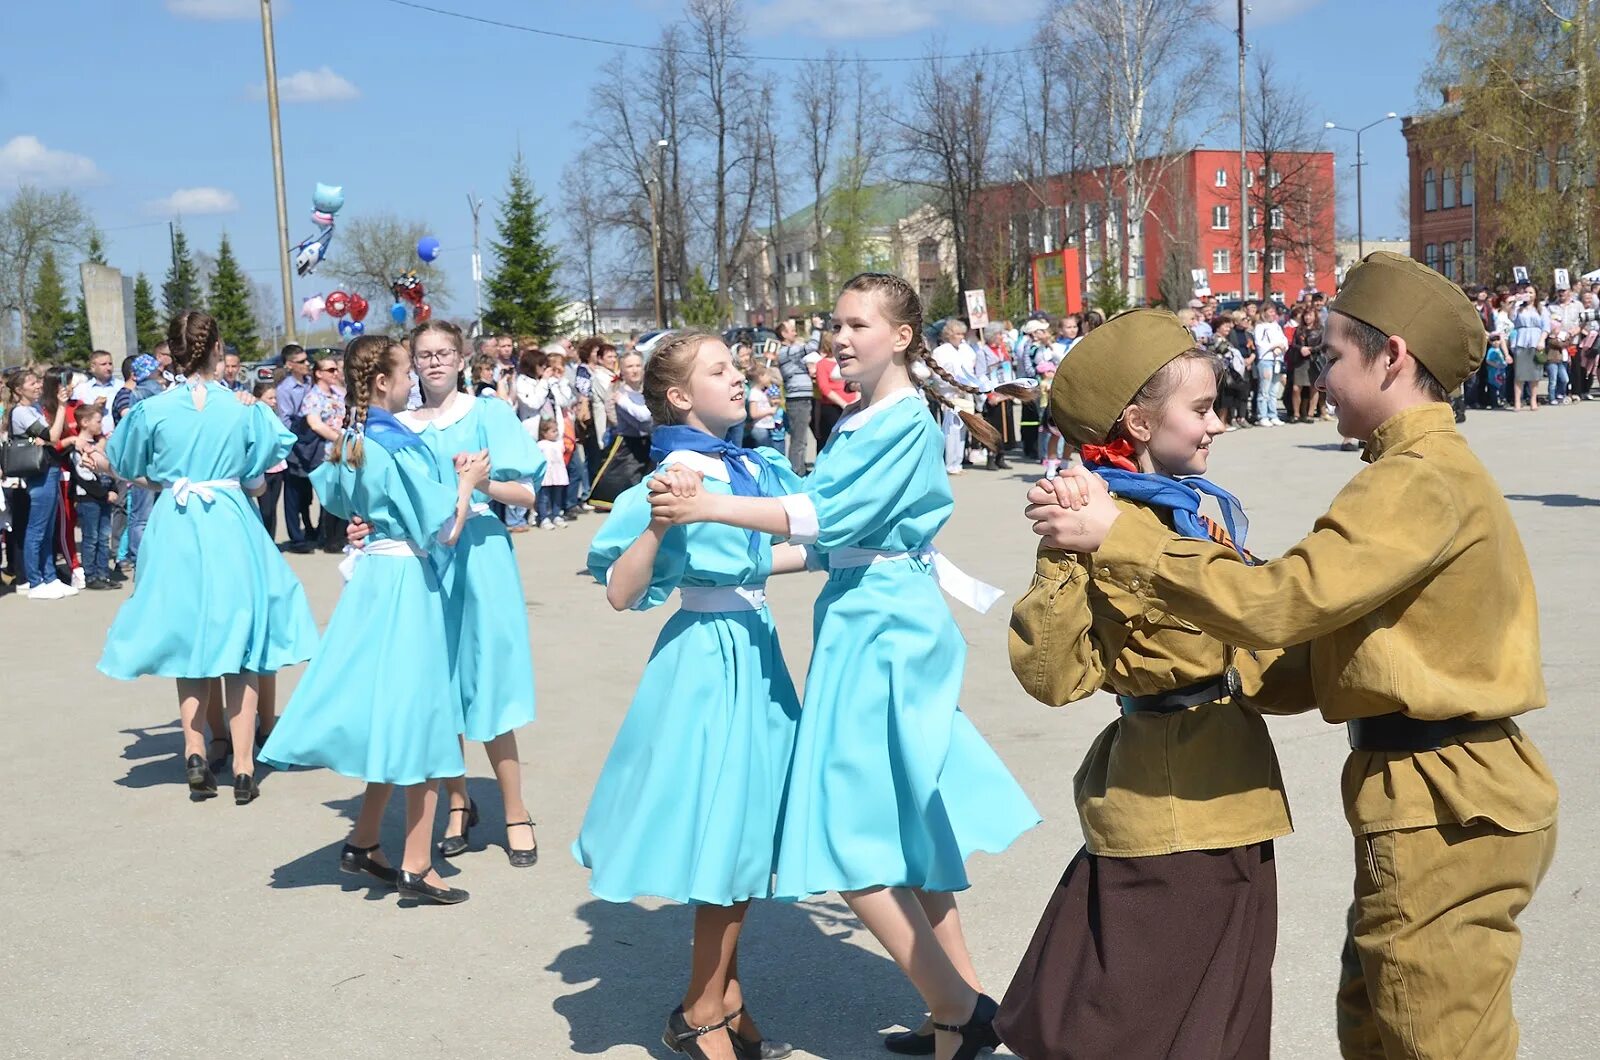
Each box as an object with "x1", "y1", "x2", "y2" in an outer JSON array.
[
  {"x1": 390, "y1": 302, "x2": 408, "y2": 325},
  {"x1": 416, "y1": 236, "x2": 441, "y2": 263},
  {"x1": 338, "y1": 318, "x2": 364, "y2": 339},
  {"x1": 312, "y1": 183, "x2": 345, "y2": 214}
]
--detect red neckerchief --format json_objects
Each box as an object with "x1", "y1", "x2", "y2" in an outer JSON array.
[{"x1": 1077, "y1": 438, "x2": 1138, "y2": 472}]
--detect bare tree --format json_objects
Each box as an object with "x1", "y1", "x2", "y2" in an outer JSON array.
[
  {"x1": 799, "y1": 51, "x2": 846, "y2": 298},
  {"x1": 0, "y1": 186, "x2": 93, "y2": 361},
  {"x1": 1246, "y1": 53, "x2": 1333, "y2": 301},
  {"x1": 561, "y1": 160, "x2": 607, "y2": 335},
  {"x1": 756, "y1": 79, "x2": 788, "y2": 320},
  {"x1": 325, "y1": 213, "x2": 450, "y2": 307},
  {"x1": 1054, "y1": 0, "x2": 1219, "y2": 296}
]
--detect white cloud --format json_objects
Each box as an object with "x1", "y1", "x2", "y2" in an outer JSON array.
[
  {"x1": 249, "y1": 65, "x2": 360, "y2": 104},
  {"x1": 165, "y1": 0, "x2": 259, "y2": 18},
  {"x1": 750, "y1": 0, "x2": 1039, "y2": 39},
  {"x1": 0, "y1": 135, "x2": 102, "y2": 185},
  {"x1": 147, "y1": 187, "x2": 240, "y2": 216}
]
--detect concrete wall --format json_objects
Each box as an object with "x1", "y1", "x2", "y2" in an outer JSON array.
[{"x1": 81, "y1": 263, "x2": 133, "y2": 360}]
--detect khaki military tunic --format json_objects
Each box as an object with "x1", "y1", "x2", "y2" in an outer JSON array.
[
  {"x1": 1092, "y1": 403, "x2": 1558, "y2": 1060},
  {"x1": 1011, "y1": 500, "x2": 1306, "y2": 858}
]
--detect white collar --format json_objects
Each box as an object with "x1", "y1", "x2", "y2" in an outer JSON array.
[
  {"x1": 835, "y1": 387, "x2": 921, "y2": 434},
  {"x1": 657, "y1": 449, "x2": 761, "y2": 482},
  {"x1": 398, "y1": 391, "x2": 475, "y2": 431}
]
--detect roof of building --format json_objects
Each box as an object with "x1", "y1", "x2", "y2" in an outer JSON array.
[{"x1": 766, "y1": 182, "x2": 936, "y2": 238}]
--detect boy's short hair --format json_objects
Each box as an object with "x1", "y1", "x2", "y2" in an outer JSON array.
[
  {"x1": 73, "y1": 404, "x2": 103, "y2": 429},
  {"x1": 1330, "y1": 311, "x2": 1449, "y2": 402}
]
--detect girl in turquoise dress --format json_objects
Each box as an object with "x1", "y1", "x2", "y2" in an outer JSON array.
[
  {"x1": 260, "y1": 335, "x2": 488, "y2": 906},
  {"x1": 648, "y1": 276, "x2": 1040, "y2": 1060},
  {"x1": 398, "y1": 320, "x2": 547, "y2": 867},
  {"x1": 577, "y1": 332, "x2": 802, "y2": 1060},
  {"x1": 99, "y1": 311, "x2": 318, "y2": 805}
]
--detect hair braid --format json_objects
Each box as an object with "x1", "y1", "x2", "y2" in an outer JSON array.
[
  {"x1": 335, "y1": 334, "x2": 400, "y2": 468},
  {"x1": 167, "y1": 310, "x2": 220, "y2": 377}
]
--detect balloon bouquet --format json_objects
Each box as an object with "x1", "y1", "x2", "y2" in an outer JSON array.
[
  {"x1": 292, "y1": 183, "x2": 344, "y2": 277},
  {"x1": 389, "y1": 236, "x2": 440, "y2": 327}
]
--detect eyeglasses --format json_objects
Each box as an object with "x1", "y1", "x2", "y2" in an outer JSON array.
[
  {"x1": 415, "y1": 351, "x2": 456, "y2": 366},
  {"x1": 288, "y1": 358, "x2": 309, "y2": 367},
  {"x1": 317, "y1": 365, "x2": 338, "y2": 374}
]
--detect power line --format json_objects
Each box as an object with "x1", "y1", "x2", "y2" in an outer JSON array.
[{"x1": 367, "y1": 0, "x2": 1047, "y2": 63}]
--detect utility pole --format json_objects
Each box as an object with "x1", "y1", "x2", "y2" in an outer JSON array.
[
  {"x1": 467, "y1": 192, "x2": 484, "y2": 334},
  {"x1": 650, "y1": 138, "x2": 669, "y2": 329},
  {"x1": 1324, "y1": 114, "x2": 1398, "y2": 260},
  {"x1": 1237, "y1": 0, "x2": 1250, "y2": 303},
  {"x1": 259, "y1": 0, "x2": 296, "y2": 342}
]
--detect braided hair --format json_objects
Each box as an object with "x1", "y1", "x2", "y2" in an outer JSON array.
[
  {"x1": 167, "y1": 311, "x2": 221, "y2": 377},
  {"x1": 334, "y1": 334, "x2": 403, "y2": 469},
  {"x1": 838, "y1": 272, "x2": 1002, "y2": 453}
]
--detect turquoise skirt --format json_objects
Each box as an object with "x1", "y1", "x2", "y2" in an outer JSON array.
[
  {"x1": 444, "y1": 513, "x2": 536, "y2": 741},
  {"x1": 772, "y1": 558, "x2": 1040, "y2": 898},
  {"x1": 260, "y1": 551, "x2": 465, "y2": 786},
  {"x1": 99, "y1": 489, "x2": 317, "y2": 680},
  {"x1": 573, "y1": 606, "x2": 801, "y2": 905}
]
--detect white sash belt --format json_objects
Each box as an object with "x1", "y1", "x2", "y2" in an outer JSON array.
[
  {"x1": 679, "y1": 584, "x2": 768, "y2": 613},
  {"x1": 169, "y1": 477, "x2": 241, "y2": 508},
  {"x1": 338, "y1": 538, "x2": 426, "y2": 582},
  {"x1": 826, "y1": 546, "x2": 1005, "y2": 614},
  {"x1": 469, "y1": 502, "x2": 493, "y2": 517}
]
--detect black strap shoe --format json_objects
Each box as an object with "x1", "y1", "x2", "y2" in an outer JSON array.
[
  {"x1": 506, "y1": 819, "x2": 539, "y2": 868},
  {"x1": 233, "y1": 772, "x2": 259, "y2": 805},
  {"x1": 883, "y1": 1026, "x2": 934, "y2": 1055},
  {"x1": 396, "y1": 869, "x2": 469, "y2": 905},
  {"x1": 662, "y1": 1006, "x2": 734, "y2": 1059},
  {"x1": 185, "y1": 754, "x2": 218, "y2": 798},
  {"x1": 932, "y1": 994, "x2": 1000, "y2": 1060},
  {"x1": 437, "y1": 799, "x2": 478, "y2": 858},
  {"x1": 727, "y1": 1006, "x2": 793, "y2": 1059},
  {"x1": 339, "y1": 842, "x2": 398, "y2": 885}
]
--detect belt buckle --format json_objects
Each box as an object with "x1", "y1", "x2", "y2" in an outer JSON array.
[{"x1": 1223, "y1": 665, "x2": 1242, "y2": 700}]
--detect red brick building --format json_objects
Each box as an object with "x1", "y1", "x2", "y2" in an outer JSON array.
[
  {"x1": 1402, "y1": 94, "x2": 1482, "y2": 287},
  {"x1": 973, "y1": 147, "x2": 1337, "y2": 309}
]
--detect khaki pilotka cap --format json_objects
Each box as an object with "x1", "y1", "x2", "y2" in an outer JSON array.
[
  {"x1": 1050, "y1": 308, "x2": 1198, "y2": 445},
  {"x1": 1329, "y1": 250, "x2": 1487, "y2": 391}
]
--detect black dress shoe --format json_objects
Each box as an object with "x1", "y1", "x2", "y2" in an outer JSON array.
[
  {"x1": 506, "y1": 818, "x2": 539, "y2": 869},
  {"x1": 437, "y1": 799, "x2": 478, "y2": 858},
  {"x1": 728, "y1": 1007, "x2": 793, "y2": 1060},
  {"x1": 933, "y1": 994, "x2": 1001, "y2": 1060},
  {"x1": 86, "y1": 578, "x2": 115, "y2": 590},
  {"x1": 185, "y1": 754, "x2": 218, "y2": 797},
  {"x1": 108, "y1": 568, "x2": 128, "y2": 583},
  {"x1": 396, "y1": 869, "x2": 469, "y2": 905},
  {"x1": 339, "y1": 842, "x2": 398, "y2": 885},
  {"x1": 662, "y1": 1006, "x2": 734, "y2": 1059},
  {"x1": 883, "y1": 1027, "x2": 934, "y2": 1055},
  {"x1": 233, "y1": 773, "x2": 259, "y2": 805}
]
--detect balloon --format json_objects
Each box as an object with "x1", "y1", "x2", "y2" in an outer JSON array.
[
  {"x1": 312, "y1": 183, "x2": 345, "y2": 215},
  {"x1": 293, "y1": 227, "x2": 334, "y2": 276},
  {"x1": 416, "y1": 236, "x2": 441, "y2": 262},
  {"x1": 326, "y1": 291, "x2": 350, "y2": 317},
  {"x1": 347, "y1": 293, "x2": 370, "y2": 323},
  {"x1": 338, "y1": 318, "x2": 364, "y2": 339},
  {"x1": 311, "y1": 210, "x2": 335, "y2": 227},
  {"x1": 414, "y1": 302, "x2": 433, "y2": 323},
  {"x1": 350, "y1": 320, "x2": 365, "y2": 336},
  {"x1": 389, "y1": 302, "x2": 408, "y2": 325},
  {"x1": 300, "y1": 295, "x2": 326, "y2": 323}
]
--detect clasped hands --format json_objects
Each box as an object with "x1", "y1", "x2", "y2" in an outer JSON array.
[
  {"x1": 347, "y1": 449, "x2": 490, "y2": 548},
  {"x1": 645, "y1": 466, "x2": 707, "y2": 528},
  {"x1": 1024, "y1": 465, "x2": 1122, "y2": 553}
]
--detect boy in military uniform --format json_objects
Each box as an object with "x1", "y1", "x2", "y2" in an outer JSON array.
[{"x1": 1026, "y1": 252, "x2": 1558, "y2": 1060}]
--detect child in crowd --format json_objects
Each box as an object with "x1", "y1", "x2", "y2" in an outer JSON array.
[
  {"x1": 70, "y1": 404, "x2": 119, "y2": 590},
  {"x1": 252, "y1": 382, "x2": 288, "y2": 537},
  {"x1": 533, "y1": 417, "x2": 569, "y2": 529}
]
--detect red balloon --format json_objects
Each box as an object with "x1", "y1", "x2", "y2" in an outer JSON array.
[
  {"x1": 414, "y1": 302, "x2": 433, "y2": 323},
  {"x1": 407, "y1": 283, "x2": 427, "y2": 306},
  {"x1": 325, "y1": 290, "x2": 350, "y2": 317},
  {"x1": 347, "y1": 293, "x2": 370, "y2": 322}
]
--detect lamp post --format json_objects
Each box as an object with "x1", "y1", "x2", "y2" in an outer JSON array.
[
  {"x1": 648, "y1": 138, "x2": 669, "y2": 328},
  {"x1": 259, "y1": 0, "x2": 295, "y2": 343},
  {"x1": 1324, "y1": 113, "x2": 1398, "y2": 260}
]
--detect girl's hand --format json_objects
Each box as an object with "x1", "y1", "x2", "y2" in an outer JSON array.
[
  {"x1": 649, "y1": 466, "x2": 703, "y2": 498},
  {"x1": 455, "y1": 449, "x2": 491, "y2": 488},
  {"x1": 442, "y1": 499, "x2": 469, "y2": 547},
  {"x1": 346, "y1": 516, "x2": 371, "y2": 549},
  {"x1": 647, "y1": 486, "x2": 713, "y2": 525}
]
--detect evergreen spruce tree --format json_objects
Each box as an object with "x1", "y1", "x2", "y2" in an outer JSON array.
[
  {"x1": 163, "y1": 225, "x2": 203, "y2": 317},
  {"x1": 483, "y1": 152, "x2": 563, "y2": 338},
  {"x1": 208, "y1": 234, "x2": 259, "y2": 356},
  {"x1": 26, "y1": 248, "x2": 73, "y2": 362},
  {"x1": 134, "y1": 273, "x2": 163, "y2": 353},
  {"x1": 680, "y1": 267, "x2": 723, "y2": 327}
]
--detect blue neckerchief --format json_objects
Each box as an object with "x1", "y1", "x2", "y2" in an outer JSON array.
[
  {"x1": 1087, "y1": 465, "x2": 1251, "y2": 560},
  {"x1": 362, "y1": 406, "x2": 429, "y2": 456},
  {"x1": 649, "y1": 424, "x2": 776, "y2": 559}
]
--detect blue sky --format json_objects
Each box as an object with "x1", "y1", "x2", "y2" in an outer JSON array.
[{"x1": 1, "y1": 0, "x2": 1440, "y2": 327}]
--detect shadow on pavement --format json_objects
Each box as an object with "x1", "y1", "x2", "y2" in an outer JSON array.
[
  {"x1": 1505, "y1": 493, "x2": 1600, "y2": 508},
  {"x1": 115, "y1": 721, "x2": 185, "y2": 791},
  {"x1": 1295, "y1": 443, "x2": 1354, "y2": 452},
  {"x1": 548, "y1": 896, "x2": 921, "y2": 1058}
]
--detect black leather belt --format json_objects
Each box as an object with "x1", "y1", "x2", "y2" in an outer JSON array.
[
  {"x1": 1119, "y1": 668, "x2": 1241, "y2": 715},
  {"x1": 1346, "y1": 714, "x2": 1489, "y2": 752}
]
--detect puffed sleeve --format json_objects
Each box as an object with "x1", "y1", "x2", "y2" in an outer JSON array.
[
  {"x1": 309, "y1": 458, "x2": 351, "y2": 521},
  {"x1": 779, "y1": 404, "x2": 948, "y2": 551},
  {"x1": 586, "y1": 479, "x2": 688, "y2": 611},
  {"x1": 106, "y1": 400, "x2": 154, "y2": 482},
  {"x1": 1009, "y1": 546, "x2": 1108, "y2": 706},
  {"x1": 753, "y1": 445, "x2": 804, "y2": 495},
  {"x1": 477, "y1": 396, "x2": 547, "y2": 486},
  {"x1": 385, "y1": 447, "x2": 461, "y2": 545},
  {"x1": 242, "y1": 401, "x2": 295, "y2": 482}
]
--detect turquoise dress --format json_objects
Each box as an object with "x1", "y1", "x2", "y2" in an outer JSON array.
[
  {"x1": 573, "y1": 446, "x2": 804, "y2": 905},
  {"x1": 98, "y1": 383, "x2": 317, "y2": 680},
  {"x1": 400, "y1": 396, "x2": 547, "y2": 740},
  {"x1": 259, "y1": 436, "x2": 466, "y2": 786},
  {"x1": 773, "y1": 388, "x2": 1040, "y2": 898}
]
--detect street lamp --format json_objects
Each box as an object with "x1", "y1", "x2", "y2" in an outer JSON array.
[
  {"x1": 648, "y1": 138, "x2": 669, "y2": 328},
  {"x1": 1324, "y1": 112, "x2": 1398, "y2": 260}
]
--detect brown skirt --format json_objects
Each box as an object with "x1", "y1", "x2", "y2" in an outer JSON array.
[{"x1": 995, "y1": 841, "x2": 1277, "y2": 1060}]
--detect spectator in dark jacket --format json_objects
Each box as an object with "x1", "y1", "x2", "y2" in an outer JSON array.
[{"x1": 775, "y1": 316, "x2": 821, "y2": 474}]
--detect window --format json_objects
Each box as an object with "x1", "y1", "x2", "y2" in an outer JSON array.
[
  {"x1": 1246, "y1": 169, "x2": 1256, "y2": 188},
  {"x1": 1495, "y1": 160, "x2": 1511, "y2": 201},
  {"x1": 1134, "y1": 256, "x2": 1145, "y2": 279},
  {"x1": 1211, "y1": 204, "x2": 1230, "y2": 229},
  {"x1": 1270, "y1": 207, "x2": 1284, "y2": 230},
  {"x1": 918, "y1": 278, "x2": 936, "y2": 302},
  {"x1": 917, "y1": 238, "x2": 939, "y2": 264},
  {"x1": 1443, "y1": 241, "x2": 1457, "y2": 281},
  {"x1": 1425, "y1": 243, "x2": 1439, "y2": 272},
  {"x1": 1269, "y1": 169, "x2": 1282, "y2": 188},
  {"x1": 1269, "y1": 249, "x2": 1286, "y2": 274},
  {"x1": 1423, "y1": 168, "x2": 1437, "y2": 211},
  {"x1": 1247, "y1": 250, "x2": 1261, "y2": 274},
  {"x1": 1248, "y1": 206, "x2": 1260, "y2": 228},
  {"x1": 1558, "y1": 145, "x2": 1573, "y2": 191},
  {"x1": 1215, "y1": 168, "x2": 1229, "y2": 188},
  {"x1": 1442, "y1": 166, "x2": 1457, "y2": 209},
  {"x1": 1461, "y1": 160, "x2": 1475, "y2": 206},
  {"x1": 1462, "y1": 239, "x2": 1475, "y2": 283},
  {"x1": 1213, "y1": 247, "x2": 1231, "y2": 274},
  {"x1": 1535, "y1": 152, "x2": 1551, "y2": 191},
  {"x1": 1085, "y1": 203, "x2": 1101, "y2": 241},
  {"x1": 808, "y1": 250, "x2": 818, "y2": 271}
]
